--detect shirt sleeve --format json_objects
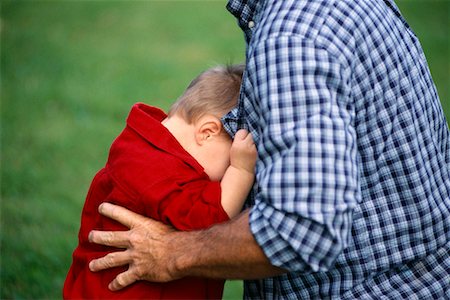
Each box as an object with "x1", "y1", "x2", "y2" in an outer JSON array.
[
  {"x1": 140, "y1": 177, "x2": 229, "y2": 231},
  {"x1": 247, "y1": 35, "x2": 359, "y2": 273}
]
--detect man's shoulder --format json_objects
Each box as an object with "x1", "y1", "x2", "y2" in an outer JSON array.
[{"x1": 257, "y1": 0, "x2": 394, "y2": 41}]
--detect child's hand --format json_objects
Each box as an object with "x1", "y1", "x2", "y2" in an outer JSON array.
[{"x1": 230, "y1": 129, "x2": 257, "y2": 174}]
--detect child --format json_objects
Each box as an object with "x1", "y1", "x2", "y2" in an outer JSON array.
[{"x1": 63, "y1": 64, "x2": 256, "y2": 299}]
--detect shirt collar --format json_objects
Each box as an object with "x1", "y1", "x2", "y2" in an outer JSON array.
[
  {"x1": 226, "y1": 0, "x2": 261, "y2": 38},
  {"x1": 226, "y1": 0, "x2": 259, "y2": 23},
  {"x1": 126, "y1": 103, "x2": 204, "y2": 173}
]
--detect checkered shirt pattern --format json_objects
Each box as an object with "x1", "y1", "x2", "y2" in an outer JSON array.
[{"x1": 223, "y1": 0, "x2": 450, "y2": 299}]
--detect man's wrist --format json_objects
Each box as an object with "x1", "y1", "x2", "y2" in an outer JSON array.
[
  {"x1": 165, "y1": 211, "x2": 287, "y2": 280},
  {"x1": 169, "y1": 231, "x2": 197, "y2": 279}
]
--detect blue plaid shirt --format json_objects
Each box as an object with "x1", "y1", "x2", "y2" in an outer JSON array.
[{"x1": 223, "y1": 0, "x2": 450, "y2": 299}]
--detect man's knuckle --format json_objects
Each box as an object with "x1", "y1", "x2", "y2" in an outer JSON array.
[
  {"x1": 128, "y1": 233, "x2": 138, "y2": 247},
  {"x1": 104, "y1": 255, "x2": 114, "y2": 268},
  {"x1": 135, "y1": 266, "x2": 145, "y2": 278},
  {"x1": 106, "y1": 232, "x2": 114, "y2": 244},
  {"x1": 116, "y1": 275, "x2": 126, "y2": 287}
]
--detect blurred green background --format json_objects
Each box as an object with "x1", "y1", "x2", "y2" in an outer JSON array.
[{"x1": 1, "y1": 1, "x2": 448, "y2": 299}]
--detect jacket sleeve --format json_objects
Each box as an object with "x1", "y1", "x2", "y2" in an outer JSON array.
[{"x1": 140, "y1": 177, "x2": 229, "y2": 231}]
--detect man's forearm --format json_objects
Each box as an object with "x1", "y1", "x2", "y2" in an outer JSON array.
[{"x1": 171, "y1": 209, "x2": 287, "y2": 279}]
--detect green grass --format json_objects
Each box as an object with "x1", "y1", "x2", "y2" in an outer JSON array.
[
  {"x1": 1, "y1": 1, "x2": 448, "y2": 299},
  {"x1": 397, "y1": 0, "x2": 449, "y2": 110}
]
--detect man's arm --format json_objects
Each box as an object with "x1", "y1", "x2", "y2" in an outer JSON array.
[
  {"x1": 239, "y1": 34, "x2": 358, "y2": 273},
  {"x1": 89, "y1": 203, "x2": 286, "y2": 291}
]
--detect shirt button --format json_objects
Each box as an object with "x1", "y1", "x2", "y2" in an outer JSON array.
[{"x1": 248, "y1": 21, "x2": 255, "y2": 29}]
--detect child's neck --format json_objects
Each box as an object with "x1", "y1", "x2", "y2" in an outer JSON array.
[{"x1": 162, "y1": 115, "x2": 196, "y2": 154}]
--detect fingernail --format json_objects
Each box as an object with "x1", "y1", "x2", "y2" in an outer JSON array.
[
  {"x1": 89, "y1": 261, "x2": 94, "y2": 271},
  {"x1": 88, "y1": 231, "x2": 93, "y2": 242}
]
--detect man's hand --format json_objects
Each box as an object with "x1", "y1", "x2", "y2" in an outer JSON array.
[
  {"x1": 88, "y1": 202, "x2": 178, "y2": 291},
  {"x1": 89, "y1": 204, "x2": 285, "y2": 291}
]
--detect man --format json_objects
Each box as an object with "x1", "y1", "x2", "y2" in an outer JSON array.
[{"x1": 89, "y1": 0, "x2": 450, "y2": 298}]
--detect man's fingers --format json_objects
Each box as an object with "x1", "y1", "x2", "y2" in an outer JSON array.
[
  {"x1": 89, "y1": 230, "x2": 130, "y2": 248},
  {"x1": 98, "y1": 202, "x2": 147, "y2": 228},
  {"x1": 109, "y1": 271, "x2": 138, "y2": 291},
  {"x1": 89, "y1": 250, "x2": 130, "y2": 272}
]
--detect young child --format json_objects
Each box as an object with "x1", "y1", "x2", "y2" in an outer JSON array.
[{"x1": 63, "y1": 64, "x2": 256, "y2": 299}]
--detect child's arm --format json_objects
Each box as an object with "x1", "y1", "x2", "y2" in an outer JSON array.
[{"x1": 221, "y1": 129, "x2": 257, "y2": 218}]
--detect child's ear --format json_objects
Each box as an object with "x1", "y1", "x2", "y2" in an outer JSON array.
[{"x1": 195, "y1": 116, "x2": 223, "y2": 145}]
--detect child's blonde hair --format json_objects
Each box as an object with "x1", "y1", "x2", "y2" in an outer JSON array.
[{"x1": 168, "y1": 64, "x2": 245, "y2": 123}]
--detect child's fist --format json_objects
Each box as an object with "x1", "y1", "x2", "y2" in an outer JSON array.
[{"x1": 230, "y1": 129, "x2": 257, "y2": 173}]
